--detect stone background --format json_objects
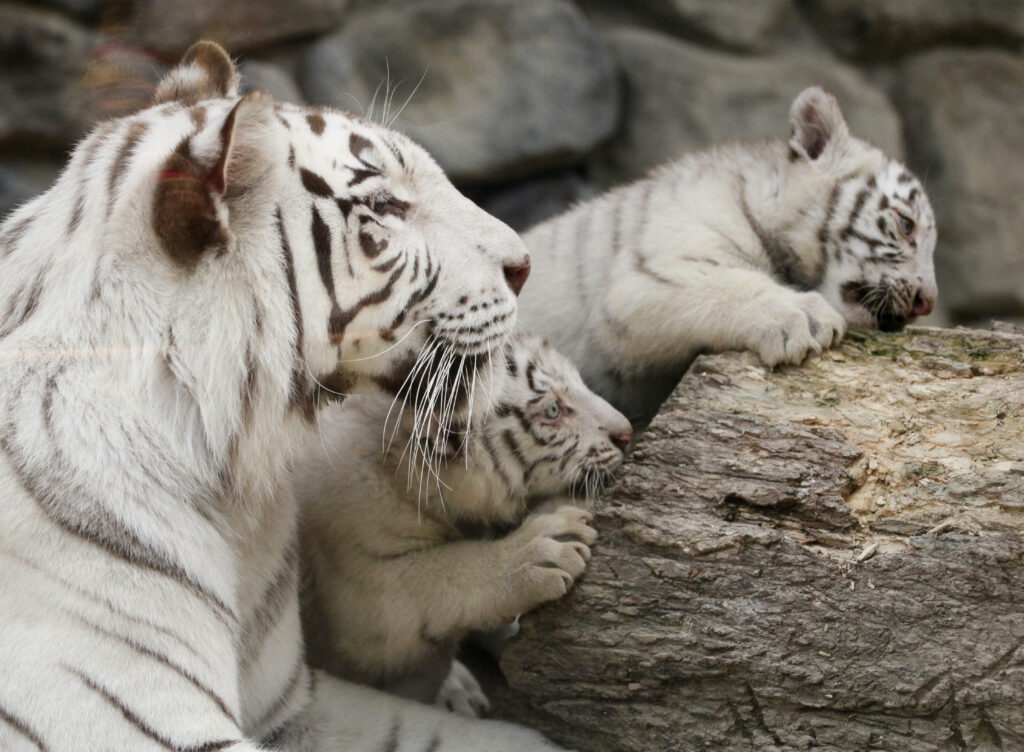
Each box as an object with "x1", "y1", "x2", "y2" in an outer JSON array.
[{"x1": 2, "y1": 0, "x2": 1022, "y2": 326}]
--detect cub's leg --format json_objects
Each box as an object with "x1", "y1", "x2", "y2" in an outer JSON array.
[
  {"x1": 604, "y1": 260, "x2": 846, "y2": 370},
  {"x1": 435, "y1": 659, "x2": 490, "y2": 718}
]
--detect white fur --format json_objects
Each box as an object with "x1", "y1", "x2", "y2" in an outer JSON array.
[
  {"x1": 518, "y1": 86, "x2": 938, "y2": 427},
  {"x1": 296, "y1": 332, "x2": 630, "y2": 715},
  {"x1": 0, "y1": 45, "x2": 564, "y2": 752}
]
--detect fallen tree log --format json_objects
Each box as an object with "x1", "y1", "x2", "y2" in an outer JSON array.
[{"x1": 491, "y1": 324, "x2": 1024, "y2": 751}]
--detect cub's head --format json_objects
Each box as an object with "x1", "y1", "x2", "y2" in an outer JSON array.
[
  {"x1": 149, "y1": 42, "x2": 528, "y2": 420},
  {"x1": 784, "y1": 86, "x2": 937, "y2": 331},
  {"x1": 482, "y1": 332, "x2": 632, "y2": 504}
]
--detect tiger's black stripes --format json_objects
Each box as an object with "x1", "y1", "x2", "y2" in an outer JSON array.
[
  {"x1": 0, "y1": 215, "x2": 32, "y2": 260},
  {"x1": 0, "y1": 431, "x2": 237, "y2": 628},
  {"x1": 0, "y1": 705, "x2": 48, "y2": 752},
  {"x1": 300, "y1": 169, "x2": 333, "y2": 198},
  {"x1": 239, "y1": 540, "x2": 300, "y2": 668},
  {"x1": 380, "y1": 718, "x2": 401, "y2": 752},
  {"x1": 9, "y1": 550, "x2": 208, "y2": 667},
  {"x1": 71, "y1": 610, "x2": 240, "y2": 727},
  {"x1": 250, "y1": 658, "x2": 307, "y2": 736},
  {"x1": 328, "y1": 260, "x2": 408, "y2": 343},
  {"x1": 275, "y1": 208, "x2": 308, "y2": 410},
  {"x1": 64, "y1": 666, "x2": 239, "y2": 752},
  {"x1": 107, "y1": 121, "x2": 149, "y2": 218}
]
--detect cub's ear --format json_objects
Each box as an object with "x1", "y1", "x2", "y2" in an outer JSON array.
[
  {"x1": 788, "y1": 86, "x2": 849, "y2": 162},
  {"x1": 152, "y1": 91, "x2": 278, "y2": 266},
  {"x1": 155, "y1": 40, "x2": 239, "y2": 106}
]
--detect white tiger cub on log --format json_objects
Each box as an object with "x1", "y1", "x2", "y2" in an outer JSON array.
[
  {"x1": 0, "y1": 41, "x2": 571, "y2": 752},
  {"x1": 297, "y1": 331, "x2": 632, "y2": 717},
  {"x1": 518, "y1": 86, "x2": 938, "y2": 428}
]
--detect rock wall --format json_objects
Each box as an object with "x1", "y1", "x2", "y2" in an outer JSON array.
[{"x1": 2, "y1": 0, "x2": 1022, "y2": 324}]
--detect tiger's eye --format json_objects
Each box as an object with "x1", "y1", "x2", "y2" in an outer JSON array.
[
  {"x1": 369, "y1": 194, "x2": 409, "y2": 218},
  {"x1": 543, "y1": 402, "x2": 561, "y2": 420},
  {"x1": 896, "y1": 212, "x2": 916, "y2": 238}
]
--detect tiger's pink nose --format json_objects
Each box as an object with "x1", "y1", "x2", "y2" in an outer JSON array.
[
  {"x1": 912, "y1": 291, "x2": 934, "y2": 317},
  {"x1": 503, "y1": 255, "x2": 530, "y2": 296},
  {"x1": 610, "y1": 431, "x2": 633, "y2": 452}
]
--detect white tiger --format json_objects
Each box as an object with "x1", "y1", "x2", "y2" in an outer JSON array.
[
  {"x1": 518, "y1": 86, "x2": 939, "y2": 428},
  {"x1": 296, "y1": 331, "x2": 632, "y2": 717},
  {"x1": 0, "y1": 41, "x2": 570, "y2": 752}
]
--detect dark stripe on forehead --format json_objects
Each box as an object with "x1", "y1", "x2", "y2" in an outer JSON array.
[
  {"x1": 300, "y1": 168, "x2": 333, "y2": 198},
  {"x1": 349, "y1": 132, "x2": 375, "y2": 160}
]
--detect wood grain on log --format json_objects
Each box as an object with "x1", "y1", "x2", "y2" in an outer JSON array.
[{"x1": 494, "y1": 325, "x2": 1024, "y2": 752}]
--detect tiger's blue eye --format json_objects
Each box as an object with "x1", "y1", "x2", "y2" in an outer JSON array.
[
  {"x1": 543, "y1": 402, "x2": 561, "y2": 420},
  {"x1": 896, "y1": 212, "x2": 915, "y2": 238}
]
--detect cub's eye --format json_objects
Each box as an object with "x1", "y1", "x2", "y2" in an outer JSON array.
[
  {"x1": 896, "y1": 212, "x2": 916, "y2": 238},
  {"x1": 543, "y1": 402, "x2": 561, "y2": 420},
  {"x1": 369, "y1": 195, "x2": 409, "y2": 219}
]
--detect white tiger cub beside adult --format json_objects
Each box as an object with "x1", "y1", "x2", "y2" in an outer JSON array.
[
  {"x1": 518, "y1": 86, "x2": 938, "y2": 428},
  {"x1": 297, "y1": 331, "x2": 632, "y2": 717},
  {"x1": 0, "y1": 41, "x2": 569, "y2": 752}
]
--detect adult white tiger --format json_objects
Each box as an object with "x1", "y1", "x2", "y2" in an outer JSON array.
[
  {"x1": 0, "y1": 41, "x2": 568, "y2": 752},
  {"x1": 518, "y1": 86, "x2": 939, "y2": 429}
]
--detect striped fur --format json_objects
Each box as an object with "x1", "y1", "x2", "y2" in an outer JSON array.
[
  {"x1": 0, "y1": 41, "x2": 564, "y2": 752},
  {"x1": 296, "y1": 331, "x2": 631, "y2": 715},
  {"x1": 518, "y1": 86, "x2": 939, "y2": 429}
]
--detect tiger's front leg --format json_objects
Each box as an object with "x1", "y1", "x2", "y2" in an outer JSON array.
[{"x1": 604, "y1": 260, "x2": 846, "y2": 371}]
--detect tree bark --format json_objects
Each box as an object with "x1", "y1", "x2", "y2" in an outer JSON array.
[{"x1": 492, "y1": 324, "x2": 1024, "y2": 752}]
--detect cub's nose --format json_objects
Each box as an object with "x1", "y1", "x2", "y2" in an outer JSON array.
[
  {"x1": 912, "y1": 290, "x2": 934, "y2": 317},
  {"x1": 610, "y1": 430, "x2": 633, "y2": 452},
  {"x1": 503, "y1": 255, "x2": 531, "y2": 296}
]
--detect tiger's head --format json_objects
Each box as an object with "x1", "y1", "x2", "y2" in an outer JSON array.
[
  {"x1": 148, "y1": 42, "x2": 528, "y2": 426},
  {"x1": 416, "y1": 331, "x2": 632, "y2": 525},
  {"x1": 782, "y1": 86, "x2": 937, "y2": 331}
]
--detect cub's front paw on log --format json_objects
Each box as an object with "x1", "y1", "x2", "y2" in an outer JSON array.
[
  {"x1": 752, "y1": 291, "x2": 846, "y2": 366},
  {"x1": 499, "y1": 506, "x2": 596, "y2": 618}
]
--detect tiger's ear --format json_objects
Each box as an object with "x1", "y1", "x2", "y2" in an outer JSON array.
[
  {"x1": 788, "y1": 86, "x2": 849, "y2": 162},
  {"x1": 155, "y1": 40, "x2": 239, "y2": 106},
  {"x1": 153, "y1": 91, "x2": 279, "y2": 266}
]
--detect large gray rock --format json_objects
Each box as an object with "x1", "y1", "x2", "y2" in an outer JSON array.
[
  {"x1": 0, "y1": 5, "x2": 94, "y2": 148},
  {"x1": 239, "y1": 60, "x2": 304, "y2": 105},
  {"x1": 127, "y1": 0, "x2": 349, "y2": 56},
  {"x1": 803, "y1": 0, "x2": 1024, "y2": 61},
  {"x1": 898, "y1": 50, "x2": 1024, "y2": 321},
  {"x1": 577, "y1": 0, "x2": 794, "y2": 52},
  {"x1": 589, "y1": 27, "x2": 904, "y2": 188},
  {"x1": 472, "y1": 172, "x2": 597, "y2": 233},
  {"x1": 301, "y1": 0, "x2": 619, "y2": 183}
]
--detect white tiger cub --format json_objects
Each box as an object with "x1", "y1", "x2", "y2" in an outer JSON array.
[
  {"x1": 518, "y1": 86, "x2": 938, "y2": 428},
  {"x1": 297, "y1": 331, "x2": 632, "y2": 716},
  {"x1": 0, "y1": 41, "x2": 571, "y2": 752}
]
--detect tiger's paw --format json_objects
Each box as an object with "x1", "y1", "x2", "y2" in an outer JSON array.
[
  {"x1": 436, "y1": 660, "x2": 490, "y2": 718},
  {"x1": 752, "y1": 291, "x2": 846, "y2": 367},
  {"x1": 501, "y1": 506, "x2": 596, "y2": 616}
]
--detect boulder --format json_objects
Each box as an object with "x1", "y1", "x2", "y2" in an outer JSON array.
[
  {"x1": 471, "y1": 171, "x2": 597, "y2": 233},
  {"x1": 126, "y1": 0, "x2": 349, "y2": 56},
  {"x1": 897, "y1": 50, "x2": 1024, "y2": 320},
  {"x1": 802, "y1": 0, "x2": 1024, "y2": 61},
  {"x1": 0, "y1": 5, "x2": 94, "y2": 148},
  {"x1": 239, "y1": 60, "x2": 305, "y2": 105},
  {"x1": 578, "y1": 0, "x2": 794, "y2": 52},
  {"x1": 301, "y1": 0, "x2": 619, "y2": 183},
  {"x1": 589, "y1": 27, "x2": 904, "y2": 188},
  {"x1": 0, "y1": 157, "x2": 63, "y2": 219}
]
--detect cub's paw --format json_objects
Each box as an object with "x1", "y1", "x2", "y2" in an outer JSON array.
[
  {"x1": 753, "y1": 291, "x2": 846, "y2": 367},
  {"x1": 502, "y1": 506, "x2": 596, "y2": 615},
  {"x1": 436, "y1": 659, "x2": 490, "y2": 718}
]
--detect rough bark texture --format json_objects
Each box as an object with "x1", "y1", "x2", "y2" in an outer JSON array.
[{"x1": 492, "y1": 324, "x2": 1024, "y2": 752}]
